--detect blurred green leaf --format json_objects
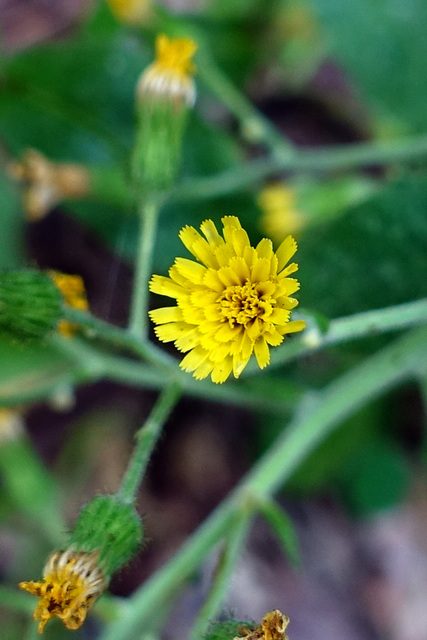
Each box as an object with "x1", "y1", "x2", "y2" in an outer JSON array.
[
  {"x1": 311, "y1": 0, "x2": 427, "y2": 134},
  {"x1": 340, "y1": 439, "x2": 411, "y2": 515},
  {"x1": 298, "y1": 175, "x2": 427, "y2": 317},
  {"x1": 259, "y1": 498, "x2": 301, "y2": 566},
  {"x1": 0, "y1": 336, "x2": 76, "y2": 405},
  {"x1": 0, "y1": 169, "x2": 24, "y2": 269},
  {"x1": 0, "y1": 32, "x2": 149, "y2": 162}
]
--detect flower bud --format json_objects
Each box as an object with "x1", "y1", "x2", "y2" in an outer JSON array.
[
  {"x1": 0, "y1": 270, "x2": 62, "y2": 340},
  {"x1": 69, "y1": 494, "x2": 143, "y2": 576},
  {"x1": 133, "y1": 34, "x2": 198, "y2": 195}
]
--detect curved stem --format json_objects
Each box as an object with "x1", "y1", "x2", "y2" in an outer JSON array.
[
  {"x1": 198, "y1": 51, "x2": 295, "y2": 160},
  {"x1": 174, "y1": 135, "x2": 427, "y2": 202},
  {"x1": 117, "y1": 382, "x2": 182, "y2": 504},
  {"x1": 99, "y1": 325, "x2": 427, "y2": 640},
  {"x1": 189, "y1": 508, "x2": 253, "y2": 640}
]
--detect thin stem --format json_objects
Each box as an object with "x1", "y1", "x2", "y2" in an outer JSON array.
[
  {"x1": 63, "y1": 307, "x2": 176, "y2": 368},
  {"x1": 128, "y1": 197, "x2": 161, "y2": 339},
  {"x1": 198, "y1": 50, "x2": 295, "y2": 160},
  {"x1": 189, "y1": 509, "x2": 253, "y2": 640},
  {"x1": 117, "y1": 382, "x2": 182, "y2": 503},
  {"x1": 0, "y1": 586, "x2": 35, "y2": 614},
  {"x1": 99, "y1": 325, "x2": 427, "y2": 640},
  {"x1": 173, "y1": 134, "x2": 427, "y2": 202},
  {"x1": 244, "y1": 298, "x2": 427, "y2": 375}
]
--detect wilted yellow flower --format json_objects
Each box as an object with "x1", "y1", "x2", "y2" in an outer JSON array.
[
  {"x1": 234, "y1": 610, "x2": 290, "y2": 640},
  {"x1": 149, "y1": 216, "x2": 305, "y2": 384},
  {"x1": 258, "y1": 183, "x2": 306, "y2": 240},
  {"x1": 50, "y1": 272, "x2": 88, "y2": 337},
  {"x1": 9, "y1": 149, "x2": 90, "y2": 221},
  {"x1": 19, "y1": 548, "x2": 106, "y2": 633},
  {"x1": 106, "y1": 0, "x2": 151, "y2": 24},
  {"x1": 137, "y1": 34, "x2": 198, "y2": 107}
]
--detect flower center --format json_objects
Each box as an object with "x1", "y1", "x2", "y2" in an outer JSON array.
[{"x1": 218, "y1": 282, "x2": 273, "y2": 327}]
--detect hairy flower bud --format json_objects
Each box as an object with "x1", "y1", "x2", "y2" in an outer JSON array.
[
  {"x1": 20, "y1": 495, "x2": 143, "y2": 633},
  {"x1": 133, "y1": 34, "x2": 198, "y2": 195}
]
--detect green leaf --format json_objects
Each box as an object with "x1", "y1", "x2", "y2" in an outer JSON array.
[
  {"x1": 311, "y1": 0, "x2": 427, "y2": 134},
  {"x1": 340, "y1": 439, "x2": 411, "y2": 515},
  {"x1": 0, "y1": 170, "x2": 24, "y2": 269},
  {"x1": 0, "y1": 336, "x2": 76, "y2": 405},
  {"x1": 1, "y1": 32, "x2": 149, "y2": 162},
  {"x1": 298, "y1": 176, "x2": 427, "y2": 317}
]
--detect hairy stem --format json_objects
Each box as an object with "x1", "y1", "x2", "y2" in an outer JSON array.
[{"x1": 117, "y1": 382, "x2": 182, "y2": 504}]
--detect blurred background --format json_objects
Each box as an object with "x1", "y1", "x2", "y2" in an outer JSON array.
[{"x1": 0, "y1": 1, "x2": 427, "y2": 639}]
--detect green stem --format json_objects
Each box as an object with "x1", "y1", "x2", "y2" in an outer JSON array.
[
  {"x1": 128, "y1": 197, "x2": 161, "y2": 339},
  {"x1": 99, "y1": 325, "x2": 427, "y2": 640},
  {"x1": 245, "y1": 298, "x2": 427, "y2": 375},
  {"x1": 198, "y1": 52, "x2": 295, "y2": 160},
  {"x1": 189, "y1": 509, "x2": 253, "y2": 640},
  {"x1": 173, "y1": 134, "x2": 427, "y2": 201},
  {"x1": 0, "y1": 586, "x2": 35, "y2": 614},
  {"x1": 117, "y1": 382, "x2": 182, "y2": 503},
  {"x1": 63, "y1": 307, "x2": 176, "y2": 368}
]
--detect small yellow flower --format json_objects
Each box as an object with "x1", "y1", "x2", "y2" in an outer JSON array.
[
  {"x1": 106, "y1": 0, "x2": 150, "y2": 24},
  {"x1": 49, "y1": 272, "x2": 88, "y2": 337},
  {"x1": 9, "y1": 149, "x2": 89, "y2": 221},
  {"x1": 258, "y1": 184, "x2": 306, "y2": 241},
  {"x1": 235, "y1": 610, "x2": 290, "y2": 640},
  {"x1": 137, "y1": 34, "x2": 198, "y2": 107},
  {"x1": 19, "y1": 548, "x2": 107, "y2": 633},
  {"x1": 149, "y1": 216, "x2": 305, "y2": 384}
]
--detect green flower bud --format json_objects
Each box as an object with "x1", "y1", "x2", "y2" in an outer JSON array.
[
  {"x1": 69, "y1": 494, "x2": 143, "y2": 577},
  {"x1": 0, "y1": 270, "x2": 62, "y2": 340},
  {"x1": 133, "y1": 34, "x2": 197, "y2": 195}
]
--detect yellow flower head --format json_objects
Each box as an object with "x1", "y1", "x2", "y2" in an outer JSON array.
[
  {"x1": 258, "y1": 183, "x2": 306, "y2": 241},
  {"x1": 235, "y1": 610, "x2": 290, "y2": 640},
  {"x1": 137, "y1": 34, "x2": 198, "y2": 107},
  {"x1": 49, "y1": 271, "x2": 88, "y2": 337},
  {"x1": 106, "y1": 0, "x2": 151, "y2": 24},
  {"x1": 149, "y1": 216, "x2": 305, "y2": 384},
  {"x1": 19, "y1": 549, "x2": 107, "y2": 633}
]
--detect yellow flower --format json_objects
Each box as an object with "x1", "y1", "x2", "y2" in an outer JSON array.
[
  {"x1": 19, "y1": 548, "x2": 107, "y2": 633},
  {"x1": 137, "y1": 34, "x2": 198, "y2": 107},
  {"x1": 49, "y1": 272, "x2": 88, "y2": 337},
  {"x1": 106, "y1": 0, "x2": 151, "y2": 24},
  {"x1": 234, "y1": 610, "x2": 290, "y2": 640},
  {"x1": 149, "y1": 216, "x2": 305, "y2": 384},
  {"x1": 257, "y1": 183, "x2": 306, "y2": 241}
]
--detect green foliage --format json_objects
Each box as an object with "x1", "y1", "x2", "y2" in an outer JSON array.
[
  {"x1": 311, "y1": 0, "x2": 427, "y2": 134},
  {"x1": 298, "y1": 175, "x2": 427, "y2": 317}
]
